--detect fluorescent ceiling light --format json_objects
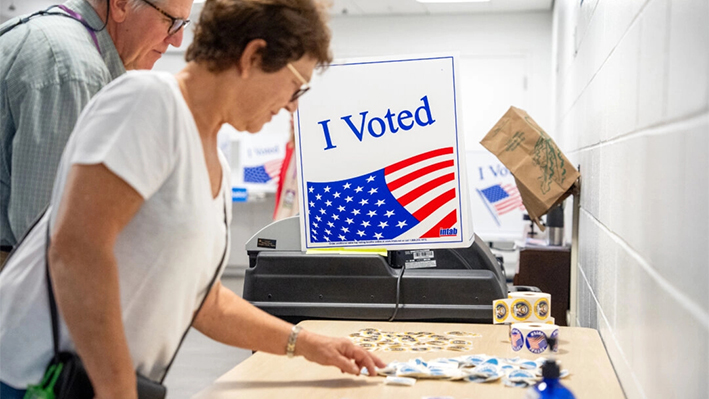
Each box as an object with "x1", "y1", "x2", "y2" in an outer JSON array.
[{"x1": 417, "y1": 0, "x2": 491, "y2": 3}]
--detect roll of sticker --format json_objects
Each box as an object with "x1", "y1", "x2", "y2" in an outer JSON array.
[
  {"x1": 509, "y1": 323, "x2": 559, "y2": 354},
  {"x1": 508, "y1": 292, "x2": 551, "y2": 321},
  {"x1": 493, "y1": 292, "x2": 552, "y2": 324}
]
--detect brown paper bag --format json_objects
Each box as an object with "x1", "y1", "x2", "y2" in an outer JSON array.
[{"x1": 480, "y1": 106, "x2": 579, "y2": 230}]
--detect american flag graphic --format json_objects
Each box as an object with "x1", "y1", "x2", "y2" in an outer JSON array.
[
  {"x1": 476, "y1": 183, "x2": 524, "y2": 225},
  {"x1": 244, "y1": 158, "x2": 283, "y2": 184},
  {"x1": 510, "y1": 329, "x2": 523, "y2": 351},
  {"x1": 306, "y1": 147, "x2": 460, "y2": 243},
  {"x1": 525, "y1": 331, "x2": 548, "y2": 354}
]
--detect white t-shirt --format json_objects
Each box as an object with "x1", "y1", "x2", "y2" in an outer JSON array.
[{"x1": 0, "y1": 71, "x2": 232, "y2": 387}]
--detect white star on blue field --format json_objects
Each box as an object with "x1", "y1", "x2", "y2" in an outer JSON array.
[{"x1": 307, "y1": 170, "x2": 419, "y2": 242}]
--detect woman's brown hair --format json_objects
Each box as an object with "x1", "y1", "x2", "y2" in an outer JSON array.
[{"x1": 185, "y1": 0, "x2": 332, "y2": 72}]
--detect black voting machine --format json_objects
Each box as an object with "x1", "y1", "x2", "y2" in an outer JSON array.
[{"x1": 242, "y1": 216, "x2": 509, "y2": 324}]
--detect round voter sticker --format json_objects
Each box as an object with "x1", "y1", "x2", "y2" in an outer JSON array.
[
  {"x1": 495, "y1": 301, "x2": 509, "y2": 323},
  {"x1": 511, "y1": 299, "x2": 531, "y2": 321},
  {"x1": 525, "y1": 330, "x2": 548, "y2": 354},
  {"x1": 534, "y1": 298, "x2": 550, "y2": 319}
]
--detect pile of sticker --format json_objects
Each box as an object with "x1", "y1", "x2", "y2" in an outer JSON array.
[
  {"x1": 348, "y1": 328, "x2": 481, "y2": 352},
  {"x1": 364, "y1": 355, "x2": 569, "y2": 388}
]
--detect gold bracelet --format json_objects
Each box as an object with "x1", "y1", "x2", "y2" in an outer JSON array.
[{"x1": 286, "y1": 325, "x2": 302, "y2": 358}]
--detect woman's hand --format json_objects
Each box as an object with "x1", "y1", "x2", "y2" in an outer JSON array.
[
  {"x1": 294, "y1": 330, "x2": 386, "y2": 376},
  {"x1": 193, "y1": 288, "x2": 385, "y2": 376}
]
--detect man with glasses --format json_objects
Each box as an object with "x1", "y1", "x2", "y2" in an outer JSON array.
[{"x1": 0, "y1": 0, "x2": 192, "y2": 268}]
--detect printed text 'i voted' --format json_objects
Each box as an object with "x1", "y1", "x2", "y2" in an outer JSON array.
[{"x1": 317, "y1": 96, "x2": 436, "y2": 150}]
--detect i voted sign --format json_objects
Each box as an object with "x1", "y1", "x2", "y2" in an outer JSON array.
[{"x1": 294, "y1": 54, "x2": 474, "y2": 250}]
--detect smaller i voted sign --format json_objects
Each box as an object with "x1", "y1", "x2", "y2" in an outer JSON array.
[{"x1": 294, "y1": 54, "x2": 474, "y2": 250}]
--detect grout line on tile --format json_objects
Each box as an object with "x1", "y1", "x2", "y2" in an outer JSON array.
[
  {"x1": 578, "y1": 263, "x2": 645, "y2": 398},
  {"x1": 662, "y1": 0, "x2": 672, "y2": 120},
  {"x1": 559, "y1": 0, "x2": 653, "y2": 124},
  {"x1": 580, "y1": 208, "x2": 709, "y2": 330},
  {"x1": 578, "y1": 264, "x2": 613, "y2": 342},
  {"x1": 572, "y1": 0, "x2": 603, "y2": 52},
  {"x1": 568, "y1": 108, "x2": 709, "y2": 155}
]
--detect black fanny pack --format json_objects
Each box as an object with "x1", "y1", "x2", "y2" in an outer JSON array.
[{"x1": 25, "y1": 353, "x2": 166, "y2": 399}]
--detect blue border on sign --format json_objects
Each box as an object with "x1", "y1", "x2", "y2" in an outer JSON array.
[{"x1": 295, "y1": 55, "x2": 466, "y2": 249}]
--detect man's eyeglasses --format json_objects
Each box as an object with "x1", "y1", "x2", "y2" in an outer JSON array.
[
  {"x1": 140, "y1": 0, "x2": 190, "y2": 36},
  {"x1": 286, "y1": 63, "x2": 310, "y2": 103}
]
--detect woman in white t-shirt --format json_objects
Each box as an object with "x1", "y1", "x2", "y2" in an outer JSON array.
[{"x1": 0, "y1": 0, "x2": 384, "y2": 397}]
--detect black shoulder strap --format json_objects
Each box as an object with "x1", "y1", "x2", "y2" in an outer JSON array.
[
  {"x1": 0, "y1": 203, "x2": 48, "y2": 276},
  {"x1": 45, "y1": 213, "x2": 61, "y2": 364}
]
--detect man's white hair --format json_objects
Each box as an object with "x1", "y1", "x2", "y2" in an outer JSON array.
[{"x1": 87, "y1": 0, "x2": 168, "y2": 12}]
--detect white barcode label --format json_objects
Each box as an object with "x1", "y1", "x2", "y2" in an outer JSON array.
[{"x1": 412, "y1": 250, "x2": 434, "y2": 260}]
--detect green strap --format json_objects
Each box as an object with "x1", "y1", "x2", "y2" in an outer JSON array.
[
  {"x1": 23, "y1": 362, "x2": 63, "y2": 399},
  {"x1": 44, "y1": 363, "x2": 63, "y2": 391}
]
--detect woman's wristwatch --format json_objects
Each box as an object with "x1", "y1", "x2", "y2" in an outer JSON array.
[{"x1": 286, "y1": 325, "x2": 303, "y2": 358}]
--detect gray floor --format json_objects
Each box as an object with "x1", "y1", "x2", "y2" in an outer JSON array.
[{"x1": 163, "y1": 276, "x2": 253, "y2": 399}]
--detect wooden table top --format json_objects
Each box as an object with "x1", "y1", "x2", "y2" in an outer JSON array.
[{"x1": 193, "y1": 320, "x2": 624, "y2": 399}]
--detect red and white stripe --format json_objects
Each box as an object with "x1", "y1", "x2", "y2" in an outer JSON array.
[
  {"x1": 264, "y1": 158, "x2": 283, "y2": 184},
  {"x1": 495, "y1": 184, "x2": 524, "y2": 215},
  {"x1": 384, "y1": 147, "x2": 458, "y2": 238}
]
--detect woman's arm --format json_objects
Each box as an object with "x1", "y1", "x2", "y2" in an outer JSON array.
[
  {"x1": 49, "y1": 164, "x2": 145, "y2": 399},
  {"x1": 193, "y1": 282, "x2": 386, "y2": 375}
]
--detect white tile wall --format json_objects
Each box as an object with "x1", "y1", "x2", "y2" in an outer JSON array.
[
  {"x1": 554, "y1": 0, "x2": 708, "y2": 397},
  {"x1": 636, "y1": 0, "x2": 669, "y2": 129},
  {"x1": 666, "y1": 0, "x2": 709, "y2": 120}
]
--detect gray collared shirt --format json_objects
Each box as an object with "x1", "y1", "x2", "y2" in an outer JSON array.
[{"x1": 0, "y1": 0, "x2": 125, "y2": 247}]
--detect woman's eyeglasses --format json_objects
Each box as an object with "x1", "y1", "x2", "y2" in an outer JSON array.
[
  {"x1": 286, "y1": 63, "x2": 310, "y2": 103},
  {"x1": 140, "y1": 0, "x2": 190, "y2": 36}
]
